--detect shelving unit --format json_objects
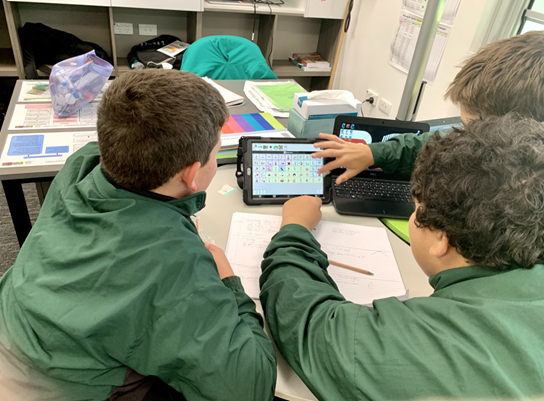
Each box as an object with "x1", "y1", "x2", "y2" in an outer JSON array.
[{"x1": 1, "y1": 0, "x2": 346, "y2": 90}]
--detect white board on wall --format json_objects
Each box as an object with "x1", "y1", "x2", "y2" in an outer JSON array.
[
  {"x1": 111, "y1": 0, "x2": 203, "y2": 12},
  {"x1": 8, "y1": 0, "x2": 110, "y2": 6},
  {"x1": 305, "y1": 0, "x2": 348, "y2": 19}
]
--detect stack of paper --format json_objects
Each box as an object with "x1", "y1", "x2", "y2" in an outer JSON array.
[
  {"x1": 203, "y1": 77, "x2": 245, "y2": 106},
  {"x1": 244, "y1": 80, "x2": 306, "y2": 118},
  {"x1": 225, "y1": 213, "x2": 408, "y2": 305}
]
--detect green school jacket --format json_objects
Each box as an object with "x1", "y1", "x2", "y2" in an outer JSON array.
[
  {"x1": 260, "y1": 224, "x2": 544, "y2": 400},
  {"x1": 368, "y1": 131, "x2": 437, "y2": 175},
  {"x1": 0, "y1": 143, "x2": 276, "y2": 401}
]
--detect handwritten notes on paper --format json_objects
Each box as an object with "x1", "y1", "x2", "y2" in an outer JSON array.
[{"x1": 225, "y1": 213, "x2": 407, "y2": 305}]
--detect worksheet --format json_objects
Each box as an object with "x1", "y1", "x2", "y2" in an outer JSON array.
[
  {"x1": 388, "y1": 12, "x2": 451, "y2": 85},
  {"x1": 8, "y1": 103, "x2": 98, "y2": 130},
  {"x1": 0, "y1": 131, "x2": 97, "y2": 168},
  {"x1": 225, "y1": 213, "x2": 407, "y2": 305},
  {"x1": 17, "y1": 81, "x2": 111, "y2": 103},
  {"x1": 401, "y1": 0, "x2": 461, "y2": 26}
]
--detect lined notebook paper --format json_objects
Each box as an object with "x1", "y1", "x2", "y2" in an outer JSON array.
[{"x1": 225, "y1": 213, "x2": 408, "y2": 305}]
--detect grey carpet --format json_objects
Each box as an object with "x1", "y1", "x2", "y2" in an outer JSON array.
[{"x1": 0, "y1": 183, "x2": 41, "y2": 276}]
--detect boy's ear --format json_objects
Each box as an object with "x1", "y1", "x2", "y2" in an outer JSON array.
[
  {"x1": 429, "y1": 231, "x2": 450, "y2": 258},
  {"x1": 180, "y1": 161, "x2": 201, "y2": 192}
]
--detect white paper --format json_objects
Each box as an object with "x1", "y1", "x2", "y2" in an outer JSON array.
[
  {"x1": 0, "y1": 131, "x2": 97, "y2": 168},
  {"x1": 203, "y1": 77, "x2": 244, "y2": 106},
  {"x1": 225, "y1": 213, "x2": 407, "y2": 305},
  {"x1": 388, "y1": 12, "x2": 451, "y2": 85},
  {"x1": 401, "y1": 0, "x2": 461, "y2": 26},
  {"x1": 8, "y1": 103, "x2": 98, "y2": 131},
  {"x1": 18, "y1": 81, "x2": 111, "y2": 103},
  {"x1": 220, "y1": 130, "x2": 294, "y2": 149}
]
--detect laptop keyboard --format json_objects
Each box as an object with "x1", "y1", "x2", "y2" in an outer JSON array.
[{"x1": 334, "y1": 179, "x2": 413, "y2": 203}]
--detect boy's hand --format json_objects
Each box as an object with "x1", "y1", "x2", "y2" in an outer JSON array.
[
  {"x1": 281, "y1": 196, "x2": 322, "y2": 231},
  {"x1": 205, "y1": 243, "x2": 235, "y2": 279},
  {"x1": 312, "y1": 133, "x2": 375, "y2": 184}
]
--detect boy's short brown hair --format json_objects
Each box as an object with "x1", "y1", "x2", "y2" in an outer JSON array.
[
  {"x1": 97, "y1": 70, "x2": 228, "y2": 191},
  {"x1": 445, "y1": 31, "x2": 544, "y2": 121},
  {"x1": 411, "y1": 114, "x2": 544, "y2": 271}
]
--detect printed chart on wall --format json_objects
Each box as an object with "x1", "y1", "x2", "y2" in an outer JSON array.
[
  {"x1": 0, "y1": 132, "x2": 97, "y2": 168},
  {"x1": 17, "y1": 81, "x2": 111, "y2": 103},
  {"x1": 8, "y1": 103, "x2": 98, "y2": 130},
  {"x1": 402, "y1": 0, "x2": 461, "y2": 25},
  {"x1": 389, "y1": 11, "x2": 452, "y2": 85}
]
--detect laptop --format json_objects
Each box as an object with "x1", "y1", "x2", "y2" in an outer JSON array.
[
  {"x1": 421, "y1": 116, "x2": 462, "y2": 132},
  {"x1": 331, "y1": 116, "x2": 430, "y2": 218}
]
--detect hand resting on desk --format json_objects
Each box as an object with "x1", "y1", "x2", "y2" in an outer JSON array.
[{"x1": 312, "y1": 133, "x2": 374, "y2": 184}]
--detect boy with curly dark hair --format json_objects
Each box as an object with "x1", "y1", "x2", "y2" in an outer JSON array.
[{"x1": 260, "y1": 114, "x2": 544, "y2": 400}]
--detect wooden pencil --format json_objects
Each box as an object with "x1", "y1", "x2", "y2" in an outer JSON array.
[{"x1": 328, "y1": 259, "x2": 374, "y2": 276}]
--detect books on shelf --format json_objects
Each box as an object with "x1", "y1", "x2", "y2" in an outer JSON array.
[{"x1": 290, "y1": 52, "x2": 331, "y2": 72}]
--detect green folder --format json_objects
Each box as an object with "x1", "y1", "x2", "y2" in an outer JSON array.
[
  {"x1": 381, "y1": 218, "x2": 410, "y2": 244},
  {"x1": 255, "y1": 83, "x2": 306, "y2": 111}
]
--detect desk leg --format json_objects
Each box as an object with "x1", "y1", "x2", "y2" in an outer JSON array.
[{"x1": 2, "y1": 180, "x2": 32, "y2": 247}]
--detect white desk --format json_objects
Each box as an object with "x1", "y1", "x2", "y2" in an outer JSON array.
[{"x1": 202, "y1": 164, "x2": 433, "y2": 401}]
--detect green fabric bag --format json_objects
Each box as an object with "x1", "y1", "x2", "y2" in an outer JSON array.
[{"x1": 181, "y1": 35, "x2": 277, "y2": 80}]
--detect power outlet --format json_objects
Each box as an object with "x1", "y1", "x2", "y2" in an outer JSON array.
[
  {"x1": 365, "y1": 89, "x2": 379, "y2": 107},
  {"x1": 379, "y1": 98, "x2": 393, "y2": 116},
  {"x1": 114, "y1": 22, "x2": 133, "y2": 35},
  {"x1": 139, "y1": 24, "x2": 157, "y2": 36}
]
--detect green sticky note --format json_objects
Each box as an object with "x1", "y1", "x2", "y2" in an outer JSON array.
[{"x1": 255, "y1": 83, "x2": 306, "y2": 111}]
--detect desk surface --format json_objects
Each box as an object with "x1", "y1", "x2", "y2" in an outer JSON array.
[
  {"x1": 0, "y1": 79, "x2": 285, "y2": 181},
  {"x1": 202, "y1": 164, "x2": 433, "y2": 401}
]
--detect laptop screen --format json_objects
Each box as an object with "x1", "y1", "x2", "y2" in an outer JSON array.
[{"x1": 332, "y1": 116, "x2": 431, "y2": 181}]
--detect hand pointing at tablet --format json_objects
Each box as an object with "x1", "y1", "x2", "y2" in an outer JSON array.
[{"x1": 312, "y1": 133, "x2": 374, "y2": 185}]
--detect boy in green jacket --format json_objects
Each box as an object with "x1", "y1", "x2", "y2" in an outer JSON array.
[
  {"x1": 0, "y1": 70, "x2": 276, "y2": 401},
  {"x1": 314, "y1": 30, "x2": 544, "y2": 182},
  {"x1": 260, "y1": 113, "x2": 544, "y2": 400}
]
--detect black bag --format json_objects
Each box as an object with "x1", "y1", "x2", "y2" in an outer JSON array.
[
  {"x1": 19, "y1": 22, "x2": 110, "y2": 79},
  {"x1": 127, "y1": 35, "x2": 186, "y2": 70}
]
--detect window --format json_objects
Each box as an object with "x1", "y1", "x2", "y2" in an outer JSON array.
[{"x1": 518, "y1": 0, "x2": 544, "y2": 34}]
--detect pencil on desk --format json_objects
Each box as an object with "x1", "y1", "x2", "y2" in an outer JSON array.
[{"x1": 328, "y1": 259, "x2": 374, "y2": 276}]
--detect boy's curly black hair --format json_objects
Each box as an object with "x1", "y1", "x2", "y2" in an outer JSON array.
[{"x1": 411, "y1": 114, "x2": 544, "y2": 271}]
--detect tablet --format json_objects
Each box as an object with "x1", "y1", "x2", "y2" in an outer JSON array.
[{"x1": 238, "y1": 137, "x2": 332, "y2": 205}]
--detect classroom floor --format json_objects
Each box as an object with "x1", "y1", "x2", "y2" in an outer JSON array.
[{"x1": 0, "y1": 183, "x2": 40, "y2": 276}]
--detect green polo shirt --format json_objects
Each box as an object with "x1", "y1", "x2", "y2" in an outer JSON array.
[{"x1": 260, "y1": 224, "x2": 544, "y2": 400}]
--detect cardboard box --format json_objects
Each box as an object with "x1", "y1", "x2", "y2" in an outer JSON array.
[{"x1": 293, "y1": 93, "x2": 362, "y2": 120}]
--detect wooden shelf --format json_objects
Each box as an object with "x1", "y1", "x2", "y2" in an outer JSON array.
[
  {"x1": 203, "y1": 1, "x2": 304, "y2": 16},
  {"x1": 116, "y1": 57, "x2": 131, "y2": 75},
  {"x1": 272, "y1": 60, "x2": 331, "y2": 77},
  {"x1": 0, "y1": 48, "x2": 18, "y2": 77}
]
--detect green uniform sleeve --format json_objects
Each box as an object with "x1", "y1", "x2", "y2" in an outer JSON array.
[
  {"x1": 259, "y1": 224, "x2": 362, "y2": 400},
  {"x1": 368, "y1": 131, "x2": 441, "y2": 175},
  {"x1": 127, "y1": 278, "x2": 277, "y2": 401}
]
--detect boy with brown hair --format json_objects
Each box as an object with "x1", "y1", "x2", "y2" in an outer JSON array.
[
  {"x1": 0, "y1": 69, "x2": 276, "y2": 401},
  {"x1": 259, "y1": 114, "x2": 544, "y2": 399},
  {"x1": 314, "y1": 30, "x2": 544, "y2": 182}
]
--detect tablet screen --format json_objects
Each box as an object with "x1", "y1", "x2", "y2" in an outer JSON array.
[{"x1": 251, "y1": 142, "x2": 324, "y2": 199}]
